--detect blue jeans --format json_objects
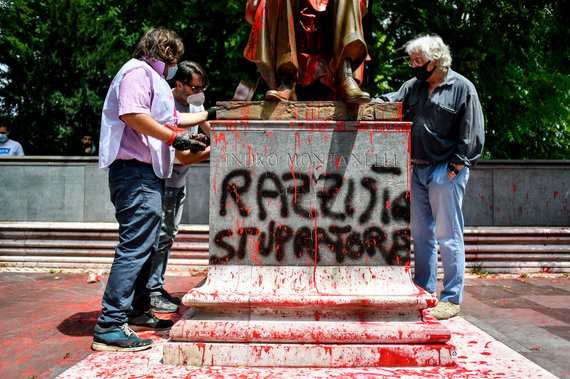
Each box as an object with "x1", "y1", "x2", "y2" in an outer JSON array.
[
  {"x1": 96, "y1": 160, "x2": 164, "y2": 329},
  {"x1": 148, "y1": 185, "x2": 186, "y2": 295},
  {"x1": 411, "y1": 162, "x2": 469, "y2": 304}
]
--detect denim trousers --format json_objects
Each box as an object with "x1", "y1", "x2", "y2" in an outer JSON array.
[
  {"x1": 411, "y1": 162, "x2": 469, "y2": 304},
  {"x1": 148, "y1": 185, "x2": 186, "y2": 295},
  {"x1": 96, "y1": 160, "x2": 164, "y2": 330}
]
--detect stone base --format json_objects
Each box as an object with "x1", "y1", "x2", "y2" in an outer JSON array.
[
  {"x1": 164, "y1": 266, "x2": 456, "y2": 367},
  {"x1": 216, "y1": 101, "x2": 402, "y2": 121},
  {"x1": 163, "y1": 342, "x2": 457, "y2": 367}
]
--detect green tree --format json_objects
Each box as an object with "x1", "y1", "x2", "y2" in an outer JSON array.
[
  {"x1": 0, "y1": 0, "x2": 568, "y2": 158},
  {"x1": 161, "y1": 0, "x2": 258, "y2": 104},
  {"x1": 0, "y1": 0, "x2": 139, "y2": 154},
  {"x1": 471, "y1": 1, "x2": 570, "y2": 159},
  {"x1": 367, "y1": 0, "x2": 570, "y2": 159}
]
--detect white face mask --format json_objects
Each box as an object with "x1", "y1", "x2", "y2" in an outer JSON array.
[{"x1": 187, "y1": 92, "x2": 205, "y2": 107}]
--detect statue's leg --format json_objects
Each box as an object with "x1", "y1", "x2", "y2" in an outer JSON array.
[
  {"x1": 265, "y1": 0, "x2": 300, "y2": 101},
  {"x1": 332, "y1": 0, "x2": 370, "y2": 103},
  {"x1": 332, "y1": 0, "x2": 367, "y2": 70},
  {"x1": 244, "y1": 0, "x2": 287, "y2": 90}
]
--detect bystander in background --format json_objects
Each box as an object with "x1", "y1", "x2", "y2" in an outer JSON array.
[
  {"x1": 73, "y1": 132, "x2": 97, "y2": 155},
  {"x1": 0, "y1": 123, "x2": 24, "y2": 156}
]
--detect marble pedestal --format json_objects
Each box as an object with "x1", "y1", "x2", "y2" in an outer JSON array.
[{"x1": 164, "y1": 103, "x2": 455, "y2": 367}]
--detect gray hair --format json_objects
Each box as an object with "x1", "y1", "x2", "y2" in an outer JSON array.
[{"x1": 405, "y1": 34, "x2": 452, "y2": 71}]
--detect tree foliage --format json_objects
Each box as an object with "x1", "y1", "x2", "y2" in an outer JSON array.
[
  {"x1": 0, "y1": 0, "x2": 138, "y2": 153},
  {"x1": 366, "y1": 0, "x2": 570, "y2": 159},
  {"x1": 0, "y1": 0, "x2": 568, "y2": 158}
]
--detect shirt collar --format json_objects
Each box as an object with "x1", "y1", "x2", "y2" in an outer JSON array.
[
  {"x1": 441, "y1": 68, "x2": 458, "y2": 86},
  {"x1": 141, "y1": 57, "x2": 166, "y2": 78}
]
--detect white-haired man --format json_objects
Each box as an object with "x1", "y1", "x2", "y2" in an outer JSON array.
[{"x1": 375, "y1": 34, "x2": 485, "y2": 320}]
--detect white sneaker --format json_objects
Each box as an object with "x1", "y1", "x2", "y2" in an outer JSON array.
[{"x1": 429, "y1": 301, "x2": 460, "y2": 320}]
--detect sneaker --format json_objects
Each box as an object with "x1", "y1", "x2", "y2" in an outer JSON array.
[
  {"x1": 159, "y1": 288, "x2": 181, "y2": 305},
  {"x1": 429, "y1": 301, "x2": 460, "y2": 320},
  {"x1": 92, "y1": 323, "x2": 153, "y2": 352},
  {"x1": 150, "y1": 293, "x2": 179, "y2": 314},
  {"x1": 128, "y1": 311, "x2": 174, "y2": 331}
]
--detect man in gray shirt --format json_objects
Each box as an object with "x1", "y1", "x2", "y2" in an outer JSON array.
[
  {"x1": 376, "y1": 34, "x2": 485, "y2": 320},
  {"x1": 148, "y1": 61, "x2": 211, "y2": 313}
]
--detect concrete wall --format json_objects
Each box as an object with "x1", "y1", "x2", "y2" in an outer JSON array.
[
  {"x1": 0, "y1": 157, "x2": 568, "y2": 226},
  {"x1": 0, "y1": 156, "x2": 209, "y2": 224},
  {"x1": 462, "y1": 160, "x2": 569, "y2": 226}
]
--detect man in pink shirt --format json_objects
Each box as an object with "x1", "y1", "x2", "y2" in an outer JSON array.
[{"x1": 93, "y1": 27, "x2": 215, "y2": 352}]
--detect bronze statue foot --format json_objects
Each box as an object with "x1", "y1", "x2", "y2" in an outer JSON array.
[
  {"x1": 265, "y1": 83, "x2": 297, "y2": 101},
  {"x1": 341, "y1": 77, "x2": 370, "y2": 104}
]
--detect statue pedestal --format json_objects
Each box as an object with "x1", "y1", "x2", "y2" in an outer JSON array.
[
  {"x1": 164, "y1": 266, "x2": 455, "y2": 367},
  {"x1": 164, "y1": 102, "x2": 456, "y2": 367}
]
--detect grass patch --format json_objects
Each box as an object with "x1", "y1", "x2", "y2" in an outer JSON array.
[{"x1": 469, "y1": 262, "x2": 489, "y2": 277}]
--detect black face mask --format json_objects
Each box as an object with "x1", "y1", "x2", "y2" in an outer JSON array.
[{"x1": 412, "y1": 60, "x2": 436, "y2": 81}]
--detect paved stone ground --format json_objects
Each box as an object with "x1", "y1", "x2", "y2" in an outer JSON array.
[
  {"x1": 460, "y1": 276, "x2": 570, "y2": 378},
  {"x1": 0, "y1": 271, "x2": 567, "y2": 378}
]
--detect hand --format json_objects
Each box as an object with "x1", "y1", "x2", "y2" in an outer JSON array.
[
  {"x1": 173, "y1": 131, "x2": 207, "y2": 152},
  {"x1": 165, "y1": 124, "x2": 207, "y2": 152},
  {"x1": 206, "y1": 106, "x2": 218, "y2": 120},
  {"x1": 448, "y1": 164, "x2": 464, "y2": 180},
  {"x1": 192, "y1": 133, "x2": 210, "y2": 147},
  {"x1": 164, "y1": 123, "x2": 186, "y2": 145}
]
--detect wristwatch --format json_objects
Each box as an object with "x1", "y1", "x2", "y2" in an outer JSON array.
[{"x1": 447, "y1": 162, "x2": 460, "y2": 175}]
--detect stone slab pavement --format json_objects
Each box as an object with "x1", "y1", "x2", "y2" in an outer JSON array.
[{"x1": 0, "y1": 270, "x2": 567, "y2": 378}]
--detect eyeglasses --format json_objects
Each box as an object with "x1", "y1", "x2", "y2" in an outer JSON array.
[
  {"x1": 183, "y1": 82, "x2": 208, "y2": 93},
  {"x1": 407, "y1": 57, "x2": 427, "y2": 67}
]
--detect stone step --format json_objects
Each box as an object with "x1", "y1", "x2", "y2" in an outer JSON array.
[
  {"x1": 0, "y1": 222, "x2": 209, "y2": 272},
  {"x1": 0, "y1": 222, "x2": 568, "y2": 273}
]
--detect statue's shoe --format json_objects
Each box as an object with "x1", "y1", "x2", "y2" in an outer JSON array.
[
  {"x1": 341, "y1": 77, "x2": 370, "y2": 104},
  {"x1": 265, "y1": 83, "x2": 297, "y2": 101}
]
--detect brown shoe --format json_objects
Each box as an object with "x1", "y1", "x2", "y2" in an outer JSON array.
[
  {"x1": 338, "y1": 57, "x2": 370, "y2": 104},
  {"x1": 265, "y1": 82, "x2": 297, "y2": 101},
  {"x1": 341, "y1": 77, "x2": 370, "y2": 104}
]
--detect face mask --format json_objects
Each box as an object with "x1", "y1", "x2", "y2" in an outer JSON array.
[
  {"x1": 412, "y1": 60, "x2": 436, "y2": 81},
  {"x1": 187, "y1": 92, "x2": 205, "y2": 107},
  {"x1": 0, "y1": 134, "x2": 7, "y2": 143},
  {"x1": 166, "y1": 64, "x2": 178, "y2": 80}
]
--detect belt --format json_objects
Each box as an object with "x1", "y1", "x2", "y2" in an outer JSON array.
[
  {"x1": 411, "y1": 159, "x2": 433, "y2": 165},
  {"x1": 112, "y1": 159, "x2": 152, "y2": 168}
]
